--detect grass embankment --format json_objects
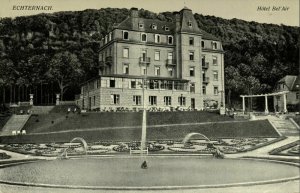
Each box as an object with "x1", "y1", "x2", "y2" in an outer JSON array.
[
  {"x1": 0, "y1": 119, "x2": 279, "y2": 144},
  {"x1": 25, "y1": 111, "x2": 233, "y2": 134}
]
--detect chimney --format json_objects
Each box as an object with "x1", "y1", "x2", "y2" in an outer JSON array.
[
  {"x1": 130, "y1": 7, "x2": 139, "y2": 18},
  {"x1": 173, "y1": 11, "x2": 181, "y2": 32}
]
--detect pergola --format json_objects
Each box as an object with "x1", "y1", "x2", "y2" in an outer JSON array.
[{"x1": 240, "y1": 91, "x2": 289, "y2": 114}]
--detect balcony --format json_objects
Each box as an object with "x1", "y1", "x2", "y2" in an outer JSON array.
[
  {"x1": 105, "y1": 56, "x2": 113, "y2": 65},
  {"x1": 202, "y1": 77, "x2": 209, "y2": 84},
  {"x1": 166, "y1": 59, "x2": 176, "y2": 66},
  {"x1": 202, "y1": 62, "x2": 209, "y2": 69},
  {"x1": 139, "y1": 57, "x2": 151, "y2": 65}
]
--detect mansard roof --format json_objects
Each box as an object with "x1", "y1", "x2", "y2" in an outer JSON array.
[
  {"x1": 114, "y1": 17, "x2": 176, "y2": 35},
  {"x1": 113, "y1": 7, "x2": 220, "y2": 41}
]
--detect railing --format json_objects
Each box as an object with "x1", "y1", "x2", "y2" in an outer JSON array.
[
  {"x1": 202, "y1": 62, "x2": 209, "y2": 69},
  {"x1": 139, "y1": 57, "x2": 151, "y2": 64},
  {"x1": 203, "y1": 77, "x2": 210, "y2": 84},
  {"x1": 166, "y1": 59, "x2": 176, "y2": 66}
]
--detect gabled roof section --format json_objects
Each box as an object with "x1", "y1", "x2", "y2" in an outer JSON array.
[
  {"x1": 291, "y1": 75, "x2": 300, "y2": 91},
  {"x1": 278, "y1": 75, "x2": 300, "y2": 91}
]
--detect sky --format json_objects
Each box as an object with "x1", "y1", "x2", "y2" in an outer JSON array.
[{"x1": 0, "y1": 0, "x2": 299, "y2": 26}]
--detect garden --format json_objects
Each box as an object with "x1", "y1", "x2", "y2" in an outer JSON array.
[{"x1": 0, "y1": 137, "x2": 284, "y2": 157}]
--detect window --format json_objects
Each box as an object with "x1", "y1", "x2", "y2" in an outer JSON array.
[
  {"x1": 165, "y1": 27, "x2": 169, "y2": 31},
  {"x1": 152, "y1": 24, "x2": 157, "y2": 30},
  {"x1": 155, "y1": 66, "x2": 160, "y2": 76},
  {"x1": 164, "y1": 96, "x2": 172, "y2": 106},
  {"x1": 188, "y1": 21, "x2": 192, "y2": 27},
  {"x1": 296, "y1": 93, "x2": 299, "y2": 99},
  {"x1": 131, "y1": 81, "x2": 136, "y2": 89},
  {"x1": 123, "y1": 64, "x2": 129, "y2": 74},
  {"x1": 174, "y1": 82, "x2": 184, "y2": 90},
  {"x1": 105, "y1": 35, "x2": 108, "y2": 44},
  {"x1": 133, "y1": 95, "x2": 142, "y2": 105},
  {"x1": 93, "y1": 96, "x2": 96, "y2": 106},
  {"x1": 111, "y1": 94, "x2": 120, "y2": 104},
  {"x1": 141, "y1": 67, "x2": 147, "y2": 75},
  {"x1": 123, "y1": 48, "x2": 129, "y2": 58},
  {"x1": 189, "y1": 37, "x2": 194, "y2": 45},
  {"x1": 139, "y1": 23, "x2": 144, "y2": 28},
  {"x1": 141, "y1": 33, "x2": 147, "y2": 42},
  {"x1": 212, "y1": 56, "x2": 218, "y2": 65},
  {"x1": 168, "y1": 68, "x2": 173, "y2": 77},
  {"x1": 202, "y1": 55, "x2": 206, "y2": 65},
  {"x1": 202, "y1": 86, "x2": 206, "y2": 95},
  {"x1": 190, "y1": 67, "x2": 195, "y2": 77},
  {"x1": 154, "y1": 51, "x2": 160, "y2": 61},
  {"x1": 141, "y1": 50, "x2": 147, "y2": 62},
  {"x1": 189, "y1": 51, "x2": 194, "y2": 61},
  {"x1": 214, "y1": 86, "x2": 218, "y2": 95},
  {"x1": 149, "y1": 96, "x2": 157, "y2": 105},
  {"x1": 149, "y1": 80, "x2": 159, "y2": 89},
  {"x1": 212, "y1": 41, "x2": 217, "y2": 49},
  {"x1": 168, "y1": 36, "x2": 173, "y2": 44},
  {"x1": 178, "y1": 96, "x2": 186, "y2": 106},
  {"x1": 109, "y1": 80, "x2": 115, "y2": 88},
  {"x1": 190, "y1": 83, "x2": 195, "y2": 93},
  {"x1": 213, "y1": 71, "x2": 218, "y2": 81},
  {"x1": 155, "y1": 34, "x2": 160, "y2": 43},
  {"x1": 201, "y1": 41, "x2": 204, "y2": 48},
  {"x1": 123, "y1": 31, "x2": 129, "y2": 40}
]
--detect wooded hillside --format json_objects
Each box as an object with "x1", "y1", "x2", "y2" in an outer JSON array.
[{"x1": 0, "y1": 8, "x2": 299, "y2": 105}]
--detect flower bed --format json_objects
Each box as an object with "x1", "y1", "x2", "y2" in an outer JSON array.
[{"x1": 269, "y1": 140, "x2": 300, "y2": 156}]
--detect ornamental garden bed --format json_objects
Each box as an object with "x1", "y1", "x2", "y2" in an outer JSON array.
[
  {"x1": 269, "y1": 140, "x2": 300, "y2": 156},
  {"x1": 0, "y1": 137, "x2": 281, "y2": 156}
]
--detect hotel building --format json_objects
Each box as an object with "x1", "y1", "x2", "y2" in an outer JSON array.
[{"x1": 76, "y1": 7, "x2": 225, "y2": 111}]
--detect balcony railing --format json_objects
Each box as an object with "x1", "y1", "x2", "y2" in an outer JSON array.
[
  {"x1": 166, "y1": 59, "x2": 176, "y2": 66},
  {"x1": 139, "y1": 57, "x2": 151, "y2": 64},
  {"x1": 202, "y1": 62, "x2": 209, "y2": 69},
  {"x1": 105, "y1": 56, "x2": 113, "y2": 65},
  {"x1": 203, "y1": 77, "x2": 209, "y2": 84}
]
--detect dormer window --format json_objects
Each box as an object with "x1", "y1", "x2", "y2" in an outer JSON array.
[
  {"x1": 152, "y1": 24, "x2": 157, "y2": 30},
  {"x1": 123, "y1": 31, "x2": 129, "y2": 40},
  {"x1": 188, "y1": 21, "x2": 192, "y2": 27},
  {"x1": 155, "y1": 34, "x2": 160, "y2": 43},
  {"x1": 168, "y1": 35, "x2": 173, "y2": 45},
  {"x1": 139, "y1": 23, "x2": 144, "y2": 28},
  {"x1": 141, "y1": 33, "x2": 147, "y2": 42},
  {"x1": 212, "y1": 41, "x2": 217, "y2": 49},
  {"x1": 164, "y1": 26, "x2": 169, "y2": 31}
]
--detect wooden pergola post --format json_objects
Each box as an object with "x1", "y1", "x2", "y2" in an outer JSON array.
[
  {"x1": 264, "y1": 95, "x2": 269, "y2": 114},
  {"x1": 242, "y1": 96, "x2": 245, "y2": 114},
  {"x1": 283, "y1": 93, "x2": 287, "y2": 113}
]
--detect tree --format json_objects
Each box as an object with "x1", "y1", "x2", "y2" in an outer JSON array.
[
  {"x1": 47, "y1": 51, "x2": 83, "y2": 100},
  {"x1": 0, "y1": 59, "x2": 17, "y2": 103}
]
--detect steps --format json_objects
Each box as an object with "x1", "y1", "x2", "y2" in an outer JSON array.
[
  {"x1": 0, "y1": 114, "x2": 31, "y2": 136},
  {"x1": 268, "y1": 116, "x2": 299, "y2": 136},
  {"x1": 30, "y1": 106, "x2": 54, "y2": 114}
]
